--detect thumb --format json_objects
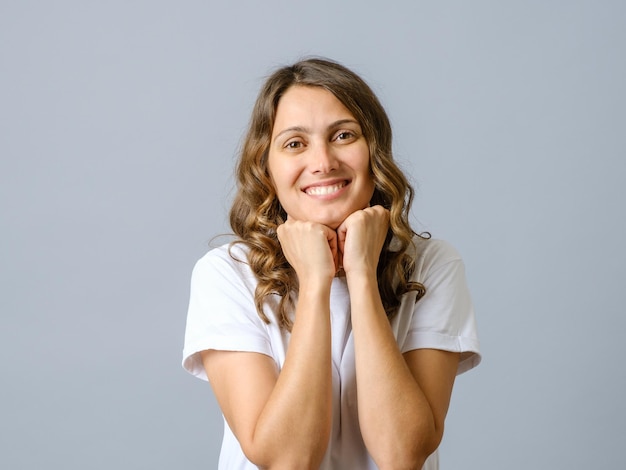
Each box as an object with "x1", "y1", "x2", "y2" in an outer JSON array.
[{"x1": 336, "y1": 222, "x2": 347, "y2": 256}]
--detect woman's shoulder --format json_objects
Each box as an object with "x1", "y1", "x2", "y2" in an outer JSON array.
[
  {"x1": 408, "y1": 235, "x2": 467, "y2": 282},
  {"x1": 411, "y1": 235, "x2": 462, "y2": 263},
  {"x1": 195, "y1": 239, "x2": 250, "y2": 264},
  {"x1": 192, "y1": 240, "x2": 254, "y2": 282}
]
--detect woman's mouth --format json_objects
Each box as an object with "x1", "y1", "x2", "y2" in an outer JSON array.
[{"x1": 304, "y1": 181, "x2": 348, "y2": 196}]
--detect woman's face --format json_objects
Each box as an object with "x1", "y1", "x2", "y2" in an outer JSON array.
[{"x1": 267, "y1": 86, "x2": 375, "y2": 230}]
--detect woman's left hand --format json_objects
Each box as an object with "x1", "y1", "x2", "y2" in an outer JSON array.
[{"x1": 336, "y1": 205, "x2": 389, "y2": 276}]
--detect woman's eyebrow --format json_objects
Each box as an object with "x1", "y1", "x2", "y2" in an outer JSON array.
[
  {"x1": 273, "y1": 119, "x2": 361, "y2": 142},
  {"x1": 327, "y1": 119, "x2": 360, "y2": 129},
  {"x1": 273, "y1": 126, "x2": 309, "y2": 142}
]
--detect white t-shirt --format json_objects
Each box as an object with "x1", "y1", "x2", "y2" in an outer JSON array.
[{"x1": 182, "y1": 237, "x2": 481, "y2": 470}]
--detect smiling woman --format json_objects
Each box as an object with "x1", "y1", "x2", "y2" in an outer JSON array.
[
  {"x1": 182, "y1": 57, "x2": 481, "y2": 470},
  {"x1": 268, "y1": 86, "x2": 374, "y2": 230}
]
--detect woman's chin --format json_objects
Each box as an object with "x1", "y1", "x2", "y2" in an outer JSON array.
[
  {"x1": 305, "y1": 208, "x2": 361, "y2": 230},
  {"x1": 309, "y1": 216, "x2": 343, "y2": 231}
]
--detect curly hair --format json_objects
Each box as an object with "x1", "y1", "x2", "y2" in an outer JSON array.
[{"x1": 229, "y1": 57, "x2": 426, "y2": 331}]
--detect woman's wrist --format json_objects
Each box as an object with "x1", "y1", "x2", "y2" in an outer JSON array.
[{"x1": 345, "y1": 268, "x2": 377, "y2": 290}]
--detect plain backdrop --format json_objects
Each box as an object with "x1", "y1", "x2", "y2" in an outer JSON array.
[{"x1": 1, "y1": 1, "x2": 624, "y2": 469}]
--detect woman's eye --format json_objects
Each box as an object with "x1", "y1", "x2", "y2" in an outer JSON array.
[
  {"x1": 336, "y1": 131, "x2": 354, "y2": 141},
  {"x1": 285, "y1": 141, "x2": 302, "y2": 149}
]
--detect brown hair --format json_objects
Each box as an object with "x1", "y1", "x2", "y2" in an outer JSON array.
[{"x1": 229, "y1": 57, "x2": 426, "y2": 330}]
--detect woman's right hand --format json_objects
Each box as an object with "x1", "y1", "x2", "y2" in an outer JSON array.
[
  {"x1": 203, "y1": 218, "x2": 336, "y2": 469},
  {"x1": 276, "y1": 218, "x2": 339, "y2": 285}
]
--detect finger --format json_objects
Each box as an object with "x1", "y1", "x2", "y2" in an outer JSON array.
[
  {"x1": 326, "y1": 229, "x2": 339, "y2": 272},
  {"x1": 336, "y1": 221, "x2": 348, "y2": 255}
]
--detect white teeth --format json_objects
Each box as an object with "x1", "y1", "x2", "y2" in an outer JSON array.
[{"x1": 305, "y1": 183, "x2": 346, "y2": 195}]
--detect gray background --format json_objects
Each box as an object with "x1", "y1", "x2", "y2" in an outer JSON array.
[{"x1": 1, "y1": 1, "x2": 624, "y2": 469}]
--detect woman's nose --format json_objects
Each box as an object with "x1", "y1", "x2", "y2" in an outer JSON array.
[{"x1": 310, "y1": 143, "x2": 337, "y2": 174}]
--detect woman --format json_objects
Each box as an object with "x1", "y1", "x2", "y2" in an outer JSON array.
[{"x1": 183, "y1": 58, "x2": 481, "y2": 469}]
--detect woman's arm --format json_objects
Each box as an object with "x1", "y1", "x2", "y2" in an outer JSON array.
[
  {"x1": 201, "y1": 220, "x2": 337, "y2": 469},
  {"x1": 339, "y1": 206, "x2": 460, "y2": 469},
  {"x1": 348, "y1": 277, "x2": 459, "y2": 469}
]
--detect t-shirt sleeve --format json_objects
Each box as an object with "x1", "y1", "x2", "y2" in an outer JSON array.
[
  {"x1": 181, "y1": 247, "x2": 273, "y2": 381},
  {"x1": 401, "y1": 240, "x2": 481, "y2": 375}
]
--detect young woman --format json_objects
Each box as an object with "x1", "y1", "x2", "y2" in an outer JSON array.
[{"x1": 182, "y1": 58, "x2": 481, "y2": 470}]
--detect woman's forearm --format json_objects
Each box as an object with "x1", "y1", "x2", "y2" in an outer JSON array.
[
  {"x1": 248, "y1": 282, "x2": 333, "y2": 469},
  {"x1": 348, "y1": 272, "x2": 439, "y2": 469}
]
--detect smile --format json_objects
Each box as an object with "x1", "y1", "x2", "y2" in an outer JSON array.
[{"x1": 304, "y1": 182, "x2": 347, "y2": 196}]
